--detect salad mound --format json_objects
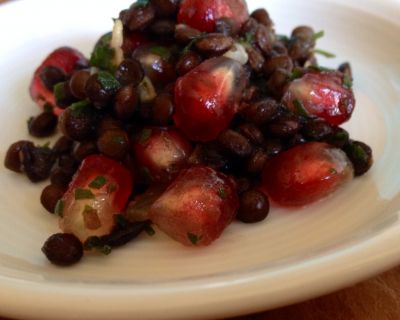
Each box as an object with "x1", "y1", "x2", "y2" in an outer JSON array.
[{"x1": 4, "y1": 0, "x2": 373, "y2": 266}]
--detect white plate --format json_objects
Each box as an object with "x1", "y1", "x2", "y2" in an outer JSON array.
[{"x1": 1, "y1": 0, "x2": 400, "y2": 319}]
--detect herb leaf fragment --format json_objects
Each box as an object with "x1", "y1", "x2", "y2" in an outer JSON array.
[
  {"x1": 90, "y1": 32, "x2": 115, "y2": 72},
  {"x1": 75, "y1": 188, "x2": 95, "y2": 200},
  {"x1": 97, "y1": 71, "x2": 121, "y2": 91},
  {"x1": 89, "y1": 176, "x2": 107, "y2": 189},
  {"x1": 187, "y1": 233, "x2": 202, "y2": 245}
]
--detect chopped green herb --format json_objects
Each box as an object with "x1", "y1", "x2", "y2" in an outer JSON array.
[
  {"x1": 239, "y1": 32, "x2": 255, "y2": 45},
  {"x1": 289, "y1": 68, "x2": 303, "y2": 81},
  {"x1": 85, "y1": 236, "x2": 112, "y2": 255},
  {"x1": 187, "y1": 233, "x2": 202, "y2": 245},
  {"x1": 145, "y1": 225, "x2": 156, "y2": 236},
  {"x1": 183, "y1": 33, "x2": 205, "y2": 53},
  {"x1": 107, "y1": 183, "x2": 117, "y2": 194},
  {"x1": 308, "y1": 65, "x2": 335, "y2": 72},
  {"x1": 312, "y1": 30, "x2": 325, "y2": 41},
  {"x1": 139, "y1": 128, "x2": 152, "y2": 144},
  {"x1": 89, "y1": 176, "x2": 107, "y2": 189},
  {"x1": 293, "y1": 99, "x2": 308, "y2": 117},
  {"x1": 99, "y1": 245, "x2": 112, "y2": 255},
  {"x1": 75, "y1": 188, "x2": 95, "y2": 200},
  {"x1": 329, "y1": 168, "x2": 338, "y2": 174},
  {"x1": 150, "y1": 46, "x2": 171, "y2": 60},
  {"x1": 43, "y1": 103, "x2": 53, "y2": 113},
  {"x1": 97, "y1": 71, "x2": 121, "y2": 92},
  {"x1": 314, "y1": 48, "x2": 336, "y2": 58},
  {"x1": 41, "y1": 141, "x2": 51, "y2": 149},
  {"x1": 83, "y1": 204, "x2": 95, "y2": 212},
  {"x1": 27, "y1": 116, "x2": 34, "y2": 126},
  {"x1": 85, "y1": 236, "x2": 102, "y2": 249},
  {"x1": 351, "y1": 144, "x2": 367, "y2": 161},
  {"x1": 70, "y1": 100, "x2": 91, "y2": 115},
  {"x1": 134, "y1": 0, "x2": 150, "y2": 7},
  {"x1": 343, "y1": 74, "x2": 353, "y2": 89},
  {"x1": 217, "y1": 188, "x2": 227, "y2": 200},
  {"x1": 334, "y1": 130, "x2": 349, "y2": 142},
  {"x1": 54, "y1": 200, "x2": 64, "y2": 217},
  {"x1": 90, "y1": 32, "x2": 115, "y2": 71},
  {"x1": 53, "y1": 82, "x2": 67, "y2": 104},
  {"x1": 112, "y1": 135, "x2": 125, "y2": 145}
]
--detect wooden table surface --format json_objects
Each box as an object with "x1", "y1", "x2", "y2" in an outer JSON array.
[{"x1": 0, "y1": 0, "x2": 398, "y2": 319}]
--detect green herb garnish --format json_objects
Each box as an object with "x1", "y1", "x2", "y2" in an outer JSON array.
[
  {"x1": 293, "y1": 99, "x2": 308, "y2": 117},
  {"x1": 75, "y1": 188, "x2": 95, "y2": 200},
  {"x1": 89, "y1": 32, "x2": 115, "y2": 71},
  {"x1": 289, "y1": 68, "x2": 303, "y2": 81},
  {"x1": 97, "y1": 71, "x2": 121, "y2": 91},
  {"x1": 187, "y1": 233, "x2": 202, "y2": 245},
  {"x1": 343, "y1": 74, "x2": 353, "y2": 89},
  {"x1": 217, "y1": 188, "x2": 227, "y2": 200},
  {"x1": 54, "y1": 200, "x2": 64, "y2": 217},
  {"x1": 53, "y1": 82, "x2": 67, "y2": 104},
  {"x1": 239, "y1": 32, "x2": 255, "y2": 45},
  {"x1": 312, "y1": 30, "x2": 325, "y2": 41},
  {"x1": 134, "y1": 0, "x2": 150, "y2": 7},
  {"x1": 314, "y1": 48, "x2": 336, "y2": 58},
  {"x1": 145, "y1": 225, "x2": 156, "y2": 236},
  {"x1": 150, "y1": 46, "x2": 171, "y2": 60},
  {"x1": 139, "y1": 128, "x2": 152, "y2": 144},
  {"x1": 89, "y1": 176, "x2": 107, "y2": 189},
  {"x1": 183, "y1": 33, "x2": 206, "y2": 53},
  {"x1": 43, "y1": 103, "x2": 53, "y2": 113},
  {"x1": 85, "y1": 236, "x2": 112, "y2": 255},
  {"x1": 107, "y1": 184, "x2": 117, "y2": 194},
  {"x1": 308, "y1": 65, "x2": 335, "y2": 72},
  {"x1": 329, "y1": 168, "x2": 338, "y2": 175},
  {"x1": 70, "y1": 100, "x2": 91, "y2": 115},
  {"x1": 112, "y1": 135, "x2": 125, "y2": 145}
]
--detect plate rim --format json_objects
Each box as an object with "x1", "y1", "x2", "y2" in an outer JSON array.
[{"x1": 0, "y1": 0, "x2": 400, "y2": 319}]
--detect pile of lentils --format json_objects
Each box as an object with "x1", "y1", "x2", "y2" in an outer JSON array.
[{"x1": 4, "y1": 0, "x2": 373, "y2": 265}]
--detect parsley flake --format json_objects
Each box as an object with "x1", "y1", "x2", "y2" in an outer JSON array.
[
  {"x1": 70, "y1": 100, "x2": 91, "y2": 115},
  {"x1": 314, "y1": 48, "x2": 336, "y2": 58},
  {"x1": 97, "y1": 71, "x2": 121, "y2": 91},
  {"x1": 329, "y1": 168, "x2": 338, "y2": 175},
  {"x1": 107, "y1": 184, "x2": 117, "y2": 194},
  {"x1": 90, "y1": 32, "x2": 115, "y2": 72},
  {"x1": 134, "y1": 0, "x2": 150, "y2": 7},
  {"x1": 293, "y1": 99, "x2": 308, "y2": 117},
  {"x1": 89, "y1": 176, "x2": 107, "y2": 189},
  {"x1": 53, "y1": 82, "x2": 67, "y2": 104},
  {"x1": 54, "y1": 200, "x2": 64, "y2": 217},
  {"x1": 75, "y1": 188, "x2": 95, "y2": 200},
  {"x1": 289, "y1": 68, "x2": 303, "y2": 81},
  {"x1": 112, "y1": 136, "x2": 126, "y2": 145},
  {"x1": 139, "y1": 128, "x2": 152, "y2": 144},
  {"x1": 217, "y1": 188, "x2": 227, "y2": 200},
  {"x1": 183, "y1": 33, "x2": 205, "y2": 53},
  {"x1": 43, "y1": 103, "x2": 53, "y2": 113},
  {"x1": 145, "y1": 225, "x2": 156, "y2": 236},
  {"x1": 239, "y1": 32, "x2": 255, "y2": 45},
  {"x1": 187, "y1": 233, "x2": 202, "y2": 245},
  {"x1": 150, "y1": 46, "x2": 171, "y2": 60},
  {"x1": 85, "y1": 236, "x2": 112, "y2": 255},
  {"x1": 308, "y1": 65, "x2": 335, "y2": 72},
  {"x1": 343, "y1": 74, "x2": 353, "y2": 89},
  {"x1": 312, "y1": 30, "x2": 325, "y2": 41}
]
